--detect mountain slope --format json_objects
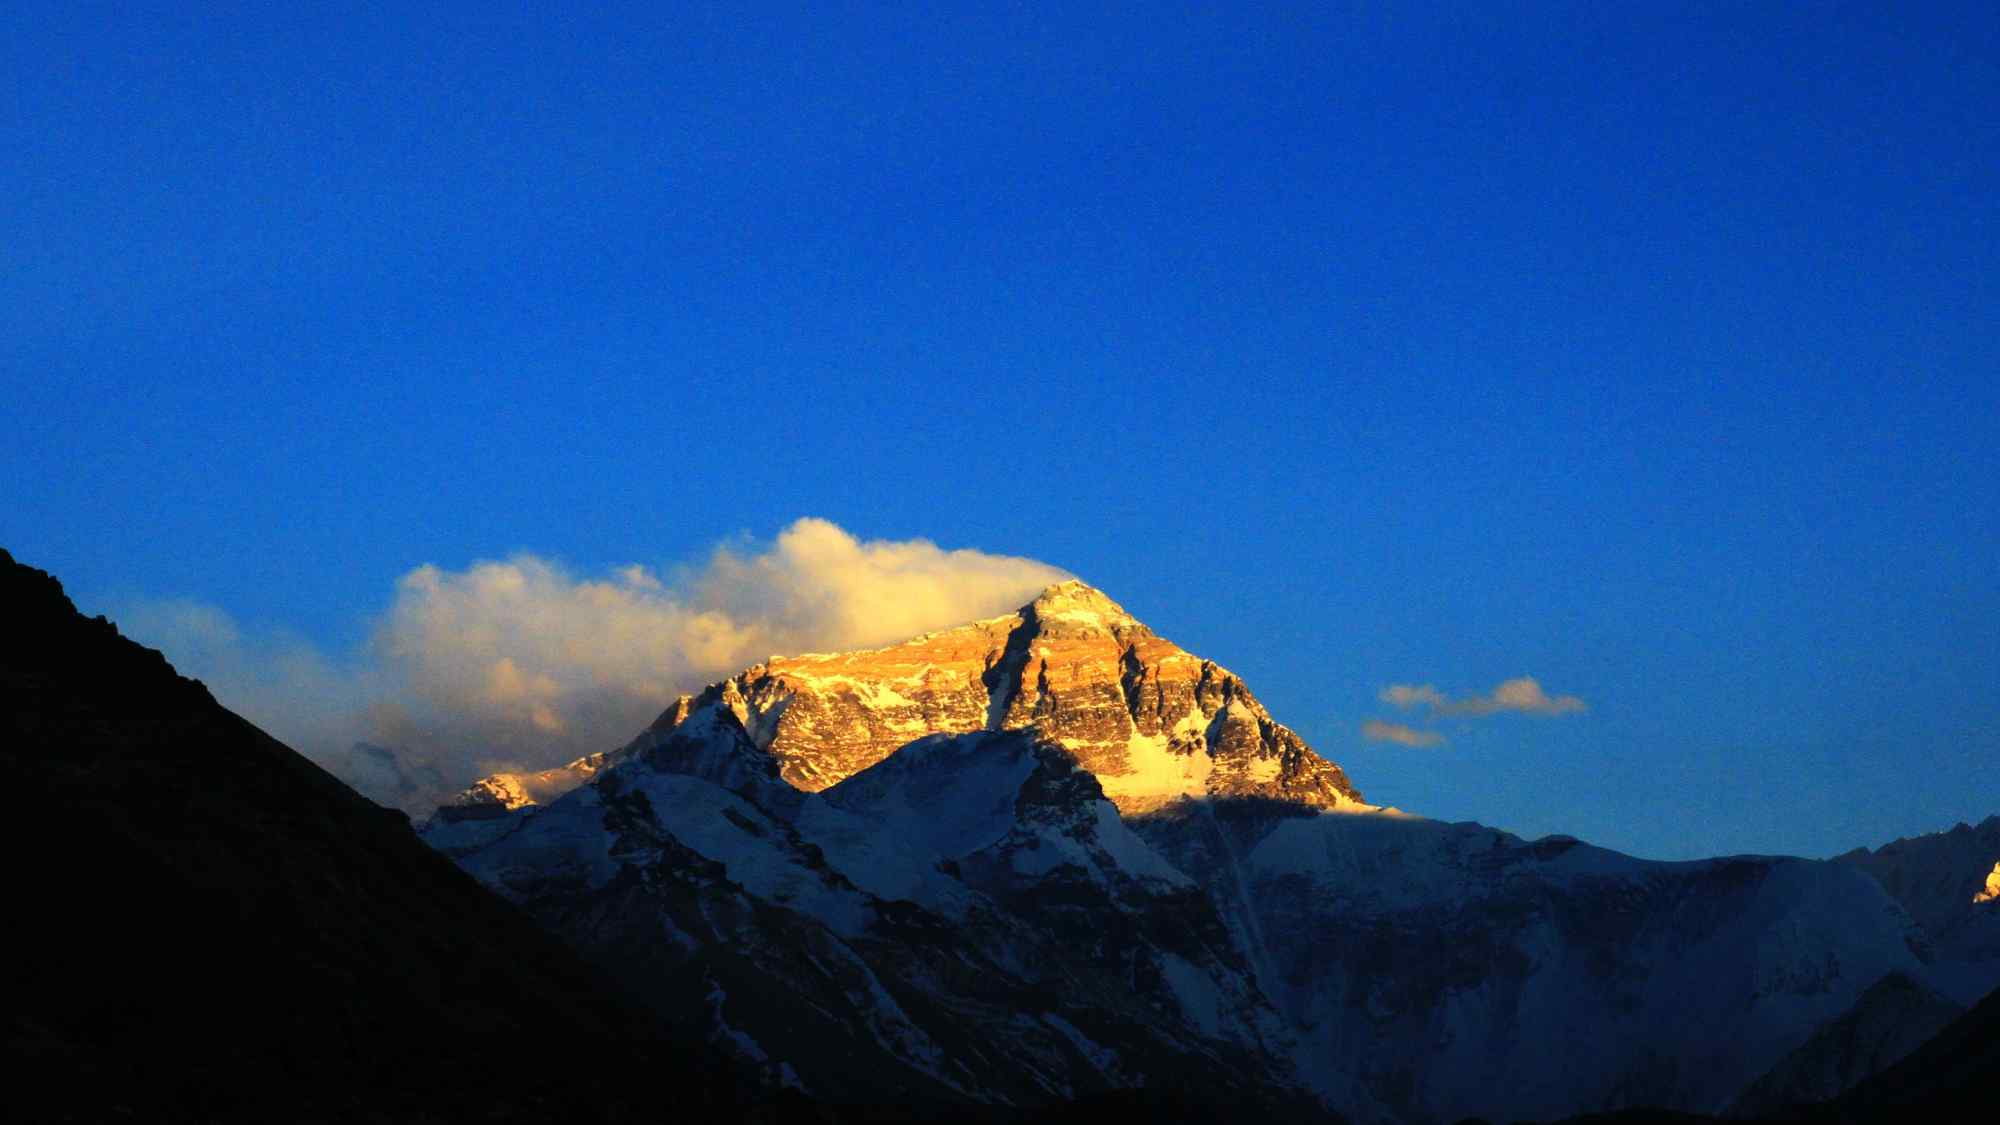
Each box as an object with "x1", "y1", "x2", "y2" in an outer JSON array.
[
  {"x1": 1129, "y1": 802, "x2": 1925, "y2": 1123},
  {"x1": 1728, "y1": 971, "x2": 1964, "y2": 1117},
  {"x1": 444, "y1": 695, "x2": 1326, "y2": 1115},
  {"x1": 0, "y1": 547, "x2": 744, "y2": 1122}
]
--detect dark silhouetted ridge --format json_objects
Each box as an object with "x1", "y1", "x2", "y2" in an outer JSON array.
[
  {"x1": 1827, "y1": 977, "x2": 2000, "y2": 1123},
  {"x1": 0, "y1": 547, "x2": 746, "y2": 1122}
]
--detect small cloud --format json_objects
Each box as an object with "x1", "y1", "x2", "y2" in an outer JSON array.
[
  {"x1": 615, "y1": 564, "x2": 663, "y2": 590},
  {"x1": 1485, "y1": 677, "x2": 1587, "y2": 715},
  {"x1": 1381, "y1": 684, "x2": 1448, "y2": 711},
  {"x1": 1361, "y1": 720, "x2": 1446, "y2": 748},
  {"x1": 1380, "y1": 676, "x2": 1586, "y2": 718}
]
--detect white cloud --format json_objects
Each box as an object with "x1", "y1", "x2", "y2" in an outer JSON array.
[
  {"x1": 693, "y1": 517, "x2": 1074, "y2": 652},
  {"x1": 1381, "y1": 684, "x2": 1449, "y2": 711},
  {"x1": 111, "y1": 518, "x2": 1070, "y2": 813},
  {"x1": 1380, "y1": 676, "x2": 1587, "y2": 718},
  {"x1": 1361, "y1": 720, "x2": 1446, "y2": 748}
]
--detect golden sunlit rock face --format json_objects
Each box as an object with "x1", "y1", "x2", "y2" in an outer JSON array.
[
  {"x1": 1976, "y1": 861, "x2": 2000, "y2": 904},
  {"x1": 665, "y1": 580, "x2": 1366, "y2": 814}
]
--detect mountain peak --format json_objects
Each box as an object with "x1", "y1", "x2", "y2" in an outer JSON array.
[
  {"x1": 1022, "y1": 578, "x2": 1148, "y2": 639},
  {"x1": 433, "y1": 576, "x2": 1367, "y2": 819},
  {"x1": 677, "y1": 577, "x2": 1359, "y2": 813}
]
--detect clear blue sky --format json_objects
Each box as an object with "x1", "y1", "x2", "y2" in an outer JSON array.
[{"x1": 5, "y1": 3, "x2": 1996, "y2": 859}]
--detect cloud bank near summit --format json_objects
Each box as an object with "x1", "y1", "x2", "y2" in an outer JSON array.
[{"x1": 112, "y1": 519, "x2": 1070, "y2": 812}]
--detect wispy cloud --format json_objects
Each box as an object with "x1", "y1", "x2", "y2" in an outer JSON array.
[
  {"x1": 110, "y1": 518, "x2": 1069, "y2": 813},
  {"x1": 1361, "y1": 720, "x2": 1446, "y2": 748},
  {"x1": 1381, "y1": 676, "x2": 1586, "y2": 718}
]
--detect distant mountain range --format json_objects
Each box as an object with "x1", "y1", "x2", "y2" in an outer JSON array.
[{"x1": 6, "y1": 546, "x2": 1993, "y2": 1123}]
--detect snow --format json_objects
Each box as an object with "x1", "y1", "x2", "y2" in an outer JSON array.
[
  {"x1": 627, "y1": 772, "x2": 873, "y2": 935},
  {"x1": 996, "y1": 823, "x2": 1094, "y2": 879},
  {"x1": 777, "y1": 670, "x2": 927, "y2": 711},
  {"x1": 740, "y1": 691, "x2": 792, "y2": 748},
  {"x1": 471, "y1": 775, "x2": 534, "y2": 809},
  {"x1": 1201, "y1": 808, "x2": 1936, "y2": 1120},
  {"x1": 791, "y1": 794, "x2": 984, "y2": 918},
  {"x1": 705, "y1": 980, "x2": 772, "y2": 1063},
  {"x1": 1028, "y1": 580, "x2": 1137, "y2": 630},
  {"x1": 1089, "y1": 802, "x2": 1191, "y2": 885},
  {"x1": 1156, "y1": 952, "x2": 1223, "y2": 1038},
  {"x1": 1040, "y1": 1013, "x2": 1121, "y2": 1077},
  {"x1": 419, "y1": 807, "x2": 532, "y2": 855},
  {"x1": 832, "y1": 941, "x2": 971, "y2": 1093},
  {"x1": 454, "y1": 757, "x2": 877, "y2": 936},
  {"x1": 795, "y1": 731, "x2": 1139, "y2": 914},
  {"x1": 820, "y1": 733, "x2": 1038, "y2": 857},
  {"x1": 797, "y1": 731, "x2": 1190, "y2": 895},
  {"x1": 455, "y1": 784, "x2": 625, "y2": 896},
  {"x1": 1095, "y1": 714, "x2": 1216, "y2": 805}
]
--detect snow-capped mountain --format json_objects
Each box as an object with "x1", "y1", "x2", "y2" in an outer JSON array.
[
  {"x1": 425, "y1": 581, "x2": 2000, "y2": 1123},
  {"x1": 1130, "y1": 801, "x2": 1924, "y2": 1121},
  {"x1": 442, "y1": 712, "x2": 1316, "y2": 1112},
  {"x1": 434, "y1": 580, "x2": 1364, "y2": 822}
]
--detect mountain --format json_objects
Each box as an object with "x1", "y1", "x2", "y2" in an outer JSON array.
[
  {"x1": 433, "y1": 580, "x2": 1366, "y2": 824},
  {"x1": 1130, "y1": 802, "x2": 1931, "y2": 1122},
  {"x1": 0, "y1": 547, "x2": 747, "y2": 1123},
  {"x1": 1727, "y1": 971, "x2": 1964, "y2": 1117},
  {"x1": 438, "y1": 710, "x2": 1326, "y2": 1115},
  {"x1": 1827, "y1": 976, "x2": 2000, "y2": 1123},
  {"x1": 430, "y1": 581, "x2": 1992, "y2": 1123},
  {"x1": 1834, "y1": 817, "x2": 2000, "y2": 1004},
  {"x1": 1713, "y1": 820, "x2": 2000, "y2": 1119}
]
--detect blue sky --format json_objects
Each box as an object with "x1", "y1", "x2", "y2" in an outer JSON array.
[{"x1": 5, "y1": 4, "x2": 1996, "y2": 859}]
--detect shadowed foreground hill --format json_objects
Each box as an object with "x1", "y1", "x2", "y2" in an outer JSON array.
[
  {"x1": 1822, "y1": 977, "x2": 2000, "y2": 1123},
  {"x1": 0, "y1": 547, "x2": 747, "y2": 1122},
  {"x1": 1513, "y1": 977, "x2": 1998, "y2": 1125}
]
